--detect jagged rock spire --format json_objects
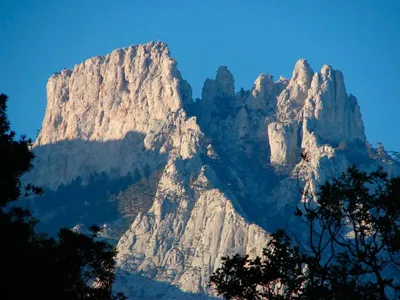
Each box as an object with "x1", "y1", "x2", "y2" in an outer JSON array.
[
  {"x1": 201, "y1": 65, "x2": 235, "y2": 102},
  {"x1": 291, "y1": 58, "x2": 314, "y2": 88},
  {"x1": 303, "y1": 64, "x2": 366, "y2": 146},
  {"x1": 27, "y1": 44, "x2": 384, "y2": 299},
  {"x1": 215, "y1": 66, "x2": 235, "y2": 98}
]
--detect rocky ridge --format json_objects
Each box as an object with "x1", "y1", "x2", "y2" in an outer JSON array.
[{"x1": 26, "y1": 42, "x2": 400, "y2": 299}]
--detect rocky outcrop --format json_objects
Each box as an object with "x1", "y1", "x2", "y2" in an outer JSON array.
[
  {"x1": 268, "y1": 121, "x2": 298, "y2": 166},
  {"x1": 26, "y1": 42, "x2": 272, "y2": 298},
  {"x1": 117, "y1": 162, "x2": 268, "y2": 295},
  {"x1": 39, "y1": 42, "x2": 192, "y2": 145},
  {"x1": 302, "y1": 65, "x2": 366, "y2": 146},
  {"x1": 275, "y1": 58, "x2": 314, "y2": 123},
  {"x1": 268, "y1": 61, "x2": 366, "y2": 171},
  {"x1": 27, "y1": 42, "x2": 399, "y2": 299},
  {"x1": 28, "y1": 42, "x2": 193, "y2": 188}
]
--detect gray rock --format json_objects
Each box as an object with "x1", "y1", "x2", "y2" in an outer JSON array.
[{"x1": 26, "y1": 42, "x2": 400, "y2": 298}]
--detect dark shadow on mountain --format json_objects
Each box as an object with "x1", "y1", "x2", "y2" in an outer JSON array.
[
  {"x1": 187, "y1": 96, "x2": 292, "y2": 232},
  {"x1": 115, "y1": 270, "x2": 219, "y2": 300},
  {"x1": 186, "y1": 97, "x2": 400, "y2": 235},
  {"x1": 19, "y1": 131, "x2": 167, "y2": 238}
]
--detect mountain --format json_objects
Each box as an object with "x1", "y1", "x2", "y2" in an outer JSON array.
[{"x1": 23, "y1": 42, "x2": 400, "y2": 299}]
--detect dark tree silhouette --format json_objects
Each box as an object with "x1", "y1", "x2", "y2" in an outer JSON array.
[
  {"x1": 210, "y1": 166, "x2": 400, "y2": 299},
  {"x1": 0, "y1": 94, "x2": 125, "y2": 300}
]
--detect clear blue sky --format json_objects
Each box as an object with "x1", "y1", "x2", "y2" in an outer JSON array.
[{"x1": 1, "y1": 0, "x2": 399, "y2": 150}]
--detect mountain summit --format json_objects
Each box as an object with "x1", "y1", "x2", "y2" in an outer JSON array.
[{"x1": 25, "y1": 42, "x2": 399, "y2": 299}]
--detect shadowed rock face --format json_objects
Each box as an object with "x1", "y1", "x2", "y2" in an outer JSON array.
[{"x1": 27, "y1": 42, "x2": 399, "y2": 299}]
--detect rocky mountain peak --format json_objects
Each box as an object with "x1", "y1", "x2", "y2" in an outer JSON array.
[
  {"x1": 215, "y1": 66, "x2": 235, "y2": 98},
  {"x1": 274, "y1": 59, "x2": 314, "y2": 123},
  {"x1": 303, "y1": 64, "x2": 366, "y2": 146},
  {"x1": 253, "y1": 73, "x2": 275, "y2": 90},
  {"x1": 37, "y1": 41, "x2": 191, "y2": 146},
  {"x1": 244, "y1": 74, "x2": 284, "y2": 115},
  {"x1": 320, "y1": 63, "x2": 333, "y2": 76},
  {"x1": 201, "y1": 66, "x2": 236, "y2": 102},
  {"x1": 25, "y1": 42, "x2": 397, "y2": 299},
  {"x1": 292, "y1": 58, "x2": 314, "y2": 88},
  {"x1": 29, "y1": 41, "x2": 195, "y2": 188}
]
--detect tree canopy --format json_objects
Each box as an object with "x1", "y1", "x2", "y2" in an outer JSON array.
[
  {"x1": 0, "y1": 93, "x2": 125, "y2": 299},
  {"x1": 210, "y1": 166, "x2": 400, "y2": 299}
]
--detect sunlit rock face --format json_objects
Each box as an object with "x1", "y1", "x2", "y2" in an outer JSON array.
[
  {"x1": 28, "y1": 42, "x2": 194, "y2": 188},
  {"x1": 28, "y1": 42, "x2": 399, "y2": 299},
  {"x1": 39, "y1": 42, "x2": 192, "y2": 145},
  {"x1": 302, "y1": 65, "x2": 365, "y2": 146}
]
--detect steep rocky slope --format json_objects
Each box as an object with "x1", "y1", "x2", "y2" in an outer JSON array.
[
  {"x1": 29, "y1": 42, "x2": 192, "y2": 189},
  {"x1": 25, "y1": 42, "x2": 399, "y2": 299}
]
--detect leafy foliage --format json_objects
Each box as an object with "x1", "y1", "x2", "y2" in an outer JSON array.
[
  {"x1": 0, "y1": 93, "x2": 125, "y2": 299},
  {"x1": 0, "y1": 93, "x2": 41, "y2": 206},
  {"x1": 210, "y1": 230, "x2": 307, "y2": 300},
  {"x1": 210, "y1": 166, "x2": 400, "y2": 299}
]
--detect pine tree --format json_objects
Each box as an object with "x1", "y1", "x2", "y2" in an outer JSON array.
[
  {"x1": 210, "y1": 166, "x2": 400, "y2": 299},
  {"x1": 0, "y1": 94, "x2": 125, "y2": 300}
]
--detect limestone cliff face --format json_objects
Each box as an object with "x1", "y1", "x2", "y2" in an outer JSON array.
[
  {"x1": 29, "y1": 42, "x2": 193, "y2": 188},
  {"x1": 267, "y1": 61, "x2": 366, "y2": 170},
  {"x1": 27, "y1": 42, "x2": 399, "y2": 299},
  {"x1": 39, "y1": 42, "x2": 192, "y2": 145},
  {"x1": 117, "y1": 162, "x2": 268, "y2": 295},
  {"x1": 302, "y1": 65, "x2": 365, "y2": 146}
]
